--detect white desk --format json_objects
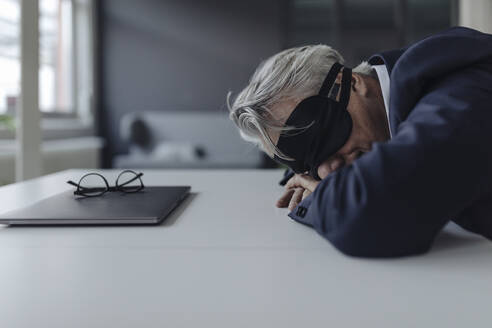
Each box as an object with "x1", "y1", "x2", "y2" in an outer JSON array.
[{"x1": 0, "y1": 169, "x2": 491, "y2": 328}]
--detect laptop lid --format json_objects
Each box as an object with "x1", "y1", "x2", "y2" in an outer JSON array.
[{"x1": 0, "y1": 186, "x2": 190, "y2": 225}]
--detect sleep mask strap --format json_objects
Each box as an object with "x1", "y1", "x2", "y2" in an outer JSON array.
[
  {"x1": 338, "y1": 67, "x2": 352, "y2": 109},
  {"x1": 318, "y1": 62, "x2": 343, "y2": 97}
]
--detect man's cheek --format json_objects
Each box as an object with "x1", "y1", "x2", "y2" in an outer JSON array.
[{"x1": 329, "y1": 158, "x2": 345, "y2": 172}]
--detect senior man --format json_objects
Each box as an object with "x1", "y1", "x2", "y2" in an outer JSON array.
[{"x1": 228, "y1": 27, "x2": 492, "y2": 257}]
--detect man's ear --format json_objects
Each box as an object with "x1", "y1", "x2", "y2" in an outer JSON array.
[
  {"x1": 351, "y1": 73, "x2": 370, "y2": 96},
  {"x1": 335, "y1": 72, "x2": 370, "y2": 97}
]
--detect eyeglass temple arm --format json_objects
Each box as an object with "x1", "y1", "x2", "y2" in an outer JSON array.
[
  {"x1": 66, "y1": 180, "x2": 94, "y2": 191},
  {"x1": 118, "y1": 172, "x2": 144, "y2": 187},
  {"x1": 67, "y1": 180, "x2": 79, "y2": 188}
]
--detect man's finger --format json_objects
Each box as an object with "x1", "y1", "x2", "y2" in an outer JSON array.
[
  {"x1": 288, "y1": 188, "x2": 304, "y2": 211},
  {"x1": 276, "y1": 188, "x2": 295, "y2": 208},
  {"x1": 302, "y1": 188, "x2": 311, "y2": 201},
  {"x1": 285, "y1": 174, "x2": 320, "y2": 193}
]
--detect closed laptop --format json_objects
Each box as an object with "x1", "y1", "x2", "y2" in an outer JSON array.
[{"x1": 0, "y1": 186, "x2": 190, "y2": 225}]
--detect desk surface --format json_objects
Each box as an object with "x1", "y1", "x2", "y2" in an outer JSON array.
[{"x1": 0, "y1": 169, "x2": 491, "y2": 328}]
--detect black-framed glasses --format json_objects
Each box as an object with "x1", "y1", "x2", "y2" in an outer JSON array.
[{"x1": 67, "y1": 170, "x2": 145, "y2": 197}]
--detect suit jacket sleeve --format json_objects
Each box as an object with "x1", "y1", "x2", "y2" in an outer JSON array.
[{"x1": 289, "y1": 69, "x2": 491, "y2": 257}]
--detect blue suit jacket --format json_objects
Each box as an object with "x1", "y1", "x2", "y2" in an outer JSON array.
[{"x1": 289, "y1": 27, "x2": 492, "y2": 257}]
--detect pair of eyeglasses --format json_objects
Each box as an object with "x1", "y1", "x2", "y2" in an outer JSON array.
[{"x1": 67, "y1": 170, "x2": 145, "y2": 197}]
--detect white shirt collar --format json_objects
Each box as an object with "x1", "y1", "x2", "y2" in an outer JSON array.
[{"x1": 372, "y1": 64, "x2": 392, "y2": 138}]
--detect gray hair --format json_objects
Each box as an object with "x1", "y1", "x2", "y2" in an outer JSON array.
[{"x1": 227, "y1": 44, "x2": 373, "y2": 159}]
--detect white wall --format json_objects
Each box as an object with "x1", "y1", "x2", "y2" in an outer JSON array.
[{"x1": 460, "y1": 0, "x2": 492, "y2": 33}]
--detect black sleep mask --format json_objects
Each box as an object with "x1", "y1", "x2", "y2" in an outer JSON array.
[{"x1": 273, "y1": 62, "x2": 353, "y2": 180}]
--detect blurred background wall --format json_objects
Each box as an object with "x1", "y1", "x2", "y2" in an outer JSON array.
[
  {"x1": 285, "y1": 0, "x2": 455, "y2": 64},
  {"x1": 98, "y1": 0, "x2": 285, "y2": 167}
]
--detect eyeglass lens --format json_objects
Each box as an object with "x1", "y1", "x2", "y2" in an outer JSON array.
[{"x1": 78, "y1": 173, "x2": 109, "y2": 196}]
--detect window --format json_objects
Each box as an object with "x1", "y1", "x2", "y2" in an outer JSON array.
[
  {"x1": 0, "y1": 0, "x2": 93, "y2": 119},
  {"x1": 0, "y1": 0, "x2": 19, "y2": 115},
  {"x1": 40, "y1": 0, "x2": 74, "y2": 113}
]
